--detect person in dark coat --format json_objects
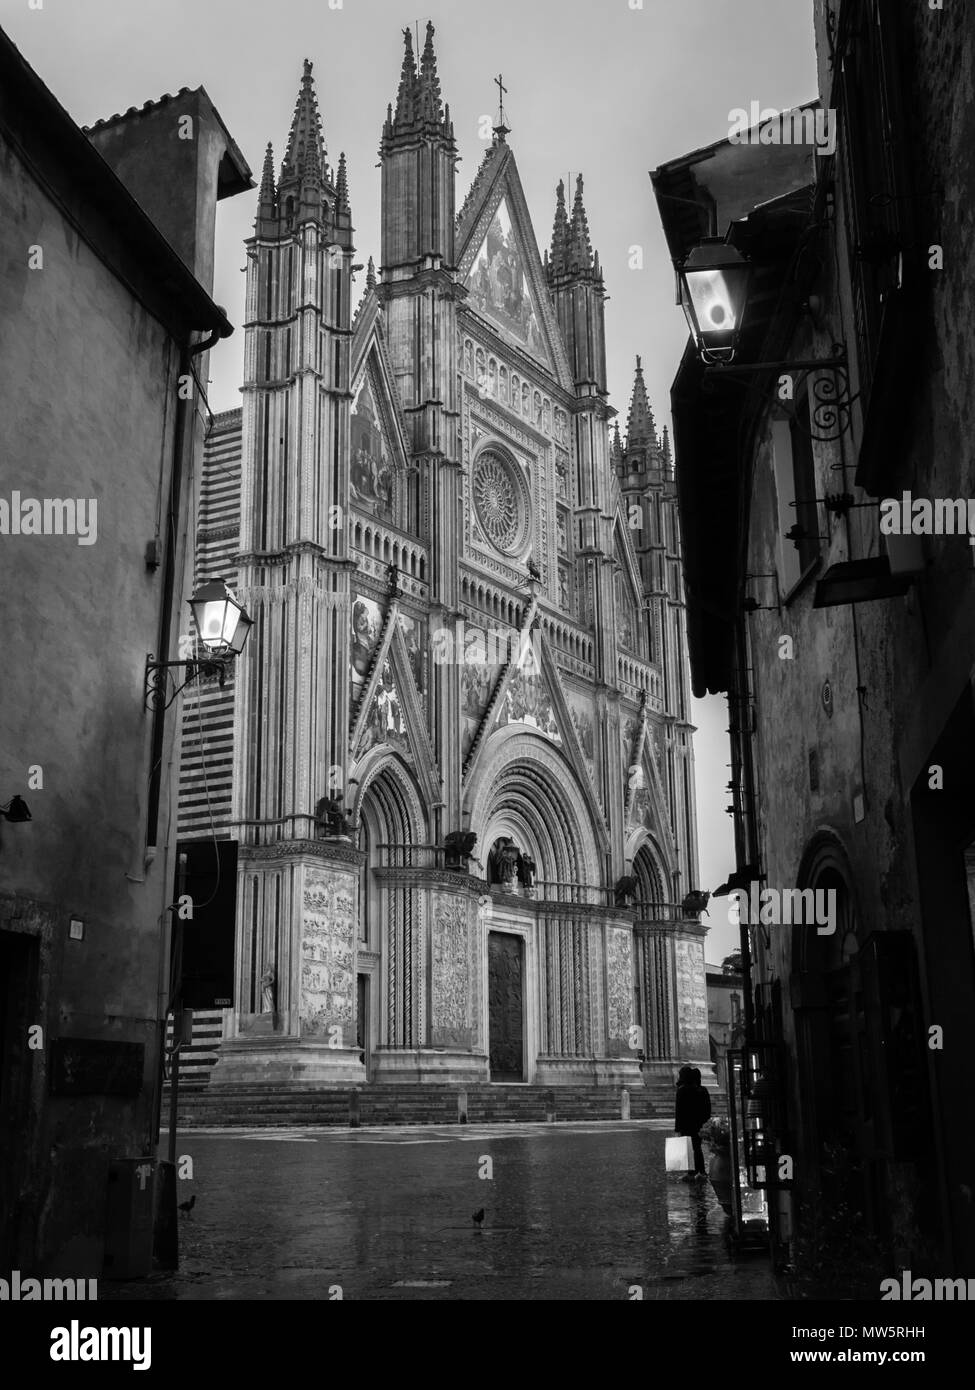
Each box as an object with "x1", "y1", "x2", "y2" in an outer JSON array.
[{"x1": 675, "y1": 1065, "x2": 711, "y2": 1178}]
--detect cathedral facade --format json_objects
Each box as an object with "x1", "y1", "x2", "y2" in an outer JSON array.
[{"x1": 180, "y1": 24, "x2": 708, "y2": 1091}]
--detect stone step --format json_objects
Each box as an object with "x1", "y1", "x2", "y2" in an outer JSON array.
[{"x1": 169, "y1": 1081, "x2": 665, "y2": 1128}]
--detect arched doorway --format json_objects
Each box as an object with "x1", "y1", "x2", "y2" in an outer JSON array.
[
  {"x1": 355, "y1": 758, "x2": 427, "y2": 1071},
  {"x1": 792, "y1": 838, "x2": 873, "y2": 1232},
  {"x1": 631, "y1": 841, "x2": 672, "y2": 1059},
  {"x1": 468, "y1": 728, "x2": 604, "y2": 1079}
]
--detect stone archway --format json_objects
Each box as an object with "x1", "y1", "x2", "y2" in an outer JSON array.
[
  {"x1": 467, "y1": 728, "x2": 605, "y2": 1083},
  {"x1": 467, "y1": 726, "x2": 603, "y2": 895},
  {"x1": 630, "y1": 837, "x2": 676, "y2": 1060},
  {"x1": 354, "y1": 754, "x2": 428, "y2": 1055},
  {"x1": 791, "y1": 831, "x2": 867, "y2": 1220}
]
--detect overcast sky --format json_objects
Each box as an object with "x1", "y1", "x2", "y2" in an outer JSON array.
[{"x1": 5, "y1": 0, "x2": 819, "y2": 961}]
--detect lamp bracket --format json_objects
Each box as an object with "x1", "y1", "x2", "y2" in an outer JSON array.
[
  {"x1": 144, "y1": 655, "x2": 231, "y2": 712},
  {"x1": 704, "y1": 350, "x2": 846, "y2": 378},
  {"x1": 705, "y1": 345, "x2": 856, "y2": 443}
]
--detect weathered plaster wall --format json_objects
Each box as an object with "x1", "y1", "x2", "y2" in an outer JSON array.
[
  {"x1": 739, "y1": 1, "x2": 975, "y2": 1269},
  {"x1": 0, "y1": 131, "x2": 186, "y2": 1274}
]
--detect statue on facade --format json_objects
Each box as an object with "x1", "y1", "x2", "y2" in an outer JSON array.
[
  {"x1": 443, "y1": 830, "x2": 477, "y2": 871},
  {"x1": 261, "y1": 965, "x2": 276, "y2": 1014},
  {"x1": 682, "y1": 889, "x2": 711, "y2": 918},
  {"x1": 489, "y1": 836, "x2": 523, "y2": 891},
  {"x1": 518, "y1": 851, "x2": 536, "y2": 892},
  {"x1": 315, "y1": 795, "x2": 353, "y2": 837},
  {"x1": 614, "y1": 874, "x2": 638, "y2": 907}
]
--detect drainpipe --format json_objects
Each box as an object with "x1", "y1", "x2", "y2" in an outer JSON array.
[{"x1": 733, "y1": 614, "x2": 759, "y2": 1044}]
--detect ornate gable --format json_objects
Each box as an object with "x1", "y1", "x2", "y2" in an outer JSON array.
[
  {"x1": 456, "y1": 144, "x2": 573, "y2": 389},
  {"x1": 349, "y1": 311, "x2": 412, "y2": 525}
]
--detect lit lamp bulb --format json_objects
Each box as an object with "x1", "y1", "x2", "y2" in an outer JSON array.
[
  {"x1": 678, "y1": 239, "x2": 751, "y2": 364},
  {"x1": 189, "y1": 578, "x2": 251, "y2": 656}
]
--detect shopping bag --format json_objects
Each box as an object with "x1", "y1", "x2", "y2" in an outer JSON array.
[{"x1": 665, "y1": 1135, "x2": 694, "y2": 1172}]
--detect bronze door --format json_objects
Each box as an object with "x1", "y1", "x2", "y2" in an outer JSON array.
[{"x1": 488, "y1": 932, "x2": 524, "y2": 1081}]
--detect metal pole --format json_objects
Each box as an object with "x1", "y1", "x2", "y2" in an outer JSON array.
[{"x1": 167, "y1": 851, "x2": 188, "y2": 1165}]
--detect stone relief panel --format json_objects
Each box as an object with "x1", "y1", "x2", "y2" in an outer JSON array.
[
  {"x1": 300, "y1": 866, "x2": 357, "y2": 1041},
  {"x1": 675, "y1": 936, "x2": 709, "y2": 1057},
  {"x1": 431, "y1": 893, "x2": 473, "y2": 1049},
  {"x1": 606, "y1": 926, "x2": 633, "y2": 1053}
]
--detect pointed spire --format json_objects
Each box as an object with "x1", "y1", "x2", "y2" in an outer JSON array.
[
  {"x1": 366, "y1": 256, "x2": 376, "y2": 290},
  {"x1": 336, "y1": 151, "x2": 350, "y2": 215},
  {"x1": 568, "y1": 174, "x2": 594, "y2": 272},
  {"x1": 257, "y1": 142, "x2": 276, "y2": 223},
  {"x1": 661, "y1": 424, "x2": 673, "y2": 474},
  {"x1": 548, "y1": 179, "x2": 570, "y2": 279},
  {"x1": 300, "y1": 123, "x2": 322, "y2": 192},
  {"x1": 626, "y1": 355, "x2": 656, "y2": 448},
  {"x1": 281, "y1": 58, "x2": 326, "y2": 192},
  {"x1": 384, "y1": 22, "x2": 453, "y2": 146},
  {"x1": 418, "y1": 22, "x2": 443, "y2": 121},
  {"x1": 394, "y1": 27, "x2": 418, "y2": 125},
  {"x1": 612, "y1": 421, "x2": 624, "y2": 462}
]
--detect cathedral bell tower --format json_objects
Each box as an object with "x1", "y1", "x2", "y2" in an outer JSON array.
[
  {"x1": 217, "y1": 60, "x2": 364, "y2": 1086},
  {"x1": 379, "y1": 24, "x2": 459, "y2": 444},
  {"x1": 378, "y1": 25, "x2": 461, "y2": 538},
  {"x1": 544, "y1": 177, "x2": 616, "y2": 685},
  {"x1": 617, "y1": 357, "x2": 687, "y2": 723},
  {"x1": 378, "y1": 23, "x2": 464, "y2": 827}
]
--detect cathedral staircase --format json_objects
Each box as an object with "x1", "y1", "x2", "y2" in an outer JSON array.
[
  {"x1": 168, "y1": 1080, "x2": 681, "y2": 1129},
  {"x1": 164, "y1": 1013, "x2": 720, "y2": 1128}
]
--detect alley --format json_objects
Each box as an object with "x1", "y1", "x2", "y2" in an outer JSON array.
[{"x1": 102, "y1": 1121, "x2": 777, "y2": 1301}]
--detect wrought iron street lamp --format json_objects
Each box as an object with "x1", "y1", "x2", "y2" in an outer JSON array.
[
  {"x1": 678, "y1": 237, "x2": 856, "y2": 444},
  {"x1": 189, "y1": 577, "x2": 253, "y2": 656},
  {"x1": 678, "y1": 237, "x2": 752, "y2": 364},
  {"x1": 145, "y1": 578, "x2": 253, "y2": 710}
]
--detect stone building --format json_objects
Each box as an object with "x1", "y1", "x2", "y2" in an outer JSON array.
[
  {"x1": 0, "y1": 26, "x2": 250, "y2": 1273},
  {"x1": 706, "y1": 965, "x2": 745, "y2": 1095},
  {"x1": 653, "y1": 0, "x2": 975, "y2": 1281},
  {"x1": 179, "y1": 25, "x2": 709, "y2": 1098}
]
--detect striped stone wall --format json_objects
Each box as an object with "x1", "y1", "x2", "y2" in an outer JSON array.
[{"x1": 178, "y1": 408, "x2": 242, "y2": 841}]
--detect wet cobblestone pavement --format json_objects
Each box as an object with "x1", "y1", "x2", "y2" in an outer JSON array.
[{"x1": 102, "y1": 1121, "x2": 780, "y2": 1301}]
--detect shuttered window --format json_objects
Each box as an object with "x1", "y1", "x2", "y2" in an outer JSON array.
[{"x1": 836, "y1": 0, "x2": 913, "y2": 467}]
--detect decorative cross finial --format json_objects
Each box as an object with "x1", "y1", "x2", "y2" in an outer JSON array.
[{"x1": 494, "y1": 73, "x2": 510, "y2": 140}]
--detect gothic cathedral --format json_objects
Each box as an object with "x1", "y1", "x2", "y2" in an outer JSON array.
[{"x1": 179, "y1": 24, "x2": 710, "y2": 1093}]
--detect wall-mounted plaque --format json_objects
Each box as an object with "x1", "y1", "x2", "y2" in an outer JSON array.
[{"x1": 49, "y1": 1039, "x2": 145, "y2": 1097}]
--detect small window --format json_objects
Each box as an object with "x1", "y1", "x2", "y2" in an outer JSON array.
[{"x1": 772, "y1": 391, "x2": 820, "y2": 594}]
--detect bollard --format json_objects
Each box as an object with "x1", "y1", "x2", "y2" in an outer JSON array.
[
  {"x1": 621, "y1": 1087, "x2": 630, "y2": 1120},
  {"x1": 349, "y1": 1088, "x2": 360, "y2": 1129}
]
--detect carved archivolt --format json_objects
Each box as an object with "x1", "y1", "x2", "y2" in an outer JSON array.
[{"x1": 467, "y1": 727, "x2": 602, "y2": 891}]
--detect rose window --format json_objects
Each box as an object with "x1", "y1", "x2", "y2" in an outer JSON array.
[{"x1": 472, "y1": 449, "x2": 530, "y2": 555}]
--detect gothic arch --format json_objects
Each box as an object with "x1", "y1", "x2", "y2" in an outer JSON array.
[
  {"x1": 631, "y1": 839, "x2": 667, "y2": 916},
  {"x1": 466, "y1": 727, "x2": 602, "y2": 891},
  {"x1": 624, "y1": 825, "x2": 677, "y2": 898},
  {"x1": 793, "y1": 827, "x2": 861, "y2": 974},
  {"x1": 353, "y1": 750, "x2": 428, "y2": 852},
  {"x1": 788, "y1": 826, "x2": 868, "y2": 1216},
  {"x1": 352, "y1": 753, "x2": 428, "y2": 1050}
]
